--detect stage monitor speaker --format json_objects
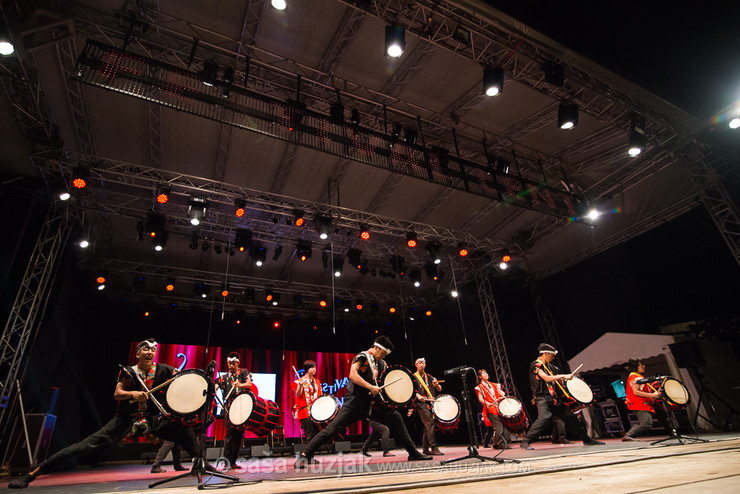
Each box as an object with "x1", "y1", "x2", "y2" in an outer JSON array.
[
  {"x1": 334, "y1": 441, "x2": 351, "y2": 453},
  {"x1": 8, "y1": 414, "x2": 56, "y2": 469},
  {"x1": 669, "y1": 341, "x2": 705, "y2": 368},
  {"x1": 250, "y1": 445, "x2": 272, "y2": 457}
]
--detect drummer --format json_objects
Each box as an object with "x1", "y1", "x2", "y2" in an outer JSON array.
[
  {"x1": 520, "y1": 343, "x2": 604, "y2": 450},
  {"x1": 216, "y1": 352, "x2": 257, "y2": 470},
  {"x1": 475, "y1": 369, "x2": 510, "y2": 449},
  {"x1": 291, "y1": 360, "x2": 323, "y2": 442},
  {"x1": 294, "y1": 336, "x2": 431, "y2": 468},
  {"x1": 9, "y1": 338, "x2": 204, "y2": 489},
  {"x1": 622, "y1": 358, "x2": 667, "y2": 441}
]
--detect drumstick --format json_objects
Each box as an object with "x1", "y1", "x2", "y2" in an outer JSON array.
[
  {"x1": 571, "y1": 364, "x2": 583, "y2": 375},
  {"x1": 378, "y1": 376, "x2": 404, "y2": 390},
  {"x1": 128, "y1": 375, "x2": 177, "y2": 403},
  {"x1": 129, "y1": 367, "x2": 169, "y2": 416},
  {"x1": 436, "y1": 380, "x2": 445, "y2": 383}
]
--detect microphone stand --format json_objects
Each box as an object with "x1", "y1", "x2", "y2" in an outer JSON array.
[
  {"x1": 650, "y1": 398, "x2": 707, "y2": 446},
  {"x1": 149, "y1": 362, "x2": 240, "y2": 489},
  {"x1": 442, "y1": 367, "x2": 518, "y2": 466}
]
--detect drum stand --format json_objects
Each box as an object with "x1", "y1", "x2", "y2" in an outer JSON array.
[
  {"x1": 442, "y1": 370, "x2": 519, "y2": 466},
  {"x1": 149, "y1": 363, "x2": 239, "y2": 489},
  {"x1": 650, "y1": 400, "x2": 707, "y2": 446}
]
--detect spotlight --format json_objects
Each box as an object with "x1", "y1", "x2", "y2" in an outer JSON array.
[
  {"x1": 293, "y1": 209, "x2": 305, "y2": 227},
  {"x1": 406, "y1": 231, "x2": 417, "y2": 248},
  {"x1": 425, "y1": 310, "x2": 432, "y2": 317},
  {"x1": 152, "y1": 231, "x2": 168, "y2": 251},
  {"x1": 96, "y1": 276, "x2": 106, "y2": 284},
  {"x1": 409, "y1": 269, "x2": 422, "y2": 288},
  {"x1": 71, "y1": 166, "x2": 90, "y2": 189},
  {"x1": 272, "y1": 244, "x2": 283, "y2": 261},
  {"x1": 558, "y1": 103, "x2": 579, "y2": 130},
  {"x1": 201, "y1": 241, "x2": 210, "y2": 252},
  {"x1": 251, "y1": 245, "x2": 266, "y2": 266},
  {"x1": 194, "y1": 283, "x2": 209, "y2": 298},
  {"x1": 146, "y1": 212, "x2": 166, "y2": 238},
  {"x1": 628, "y1": 130, "x2": 646, "y2": 157},
  {"x1": 389, "y1": 306, "x2": 396, "y2": 314},
  {"x1": 587, "y1": 209, "x2": 600, "y2": 221},
  {"x1": 451, "y1": 289, "x2": 458, "y2": 298},
  {"x1": 458, "y1": 243, "x2": 469, "y2": 257},
  {"x1": 296, "y1": 240, "x2": 312, "y2": 261},
  {"x1": 201, "y1": 61, "x2": 218, "y2": 86},
  {"x1": 271, "y1": 0, "x2": 287, "y2": 10},
  {"x1": 483, "y1": 66, "x2": 504, "y2": 97},
  {"x1": 502, "y1": 253, "x2": 512, "y2": 263},
  {"x1": 347, "y1": 248, "x2": 363, "y2": 269},
  {"x1": 359, "y1": 224, "x2": 370, "y2": 240},
  {"x1": 499, "y1": 261, "x2": 509, "y2": 270},
  {"x1": 319, "y1": 297, "x2": 327, "y2": 308},
  {"x1": 97, "y1": 284, "x2": 105, "y2": 291},
  {"x1": 0, "y1": 31, "x2": 14, "y2": 56},
  {"x1": 79, "y1": 238, "x2": 90, "y2": 249},
  {"x1": 234, "y1": 198, "x2": 247, "y2": 217},
  {"x1": 235, "y1": 229, "x2": 252, "y2": 252},
  {"x1": 165, "y1": 278, "x2": 175, "y2": 291},
  {"x1": 729, "y1": 118, "x2": 740, "y2": 129},
  {"x1": 265, "y1": 290, "x2": 274, "y2": 303},
  {"x1": 385, "y1": 23, "x2": 405, "y2": 58},
  {"x1": 188, "y1": 197, "x2": 207, "y2": 226},
  {"x1": 220, "y1": 283, "x2": 230, "y2": 297},
  {"x1": 58, "y1": 189, "x2": 71, "y2": 201},
  {"x1": 425, "y1": 241, "x2": 442, "y2": 264},
  {"x1": 315, "y1": 214, "x2": 332, "y2": 240},
  {"x1": 156, "y1": 184, "x2": 171, "y2": 204},
  {"x1": 423, "y1": 261, "x2": 439, "y2": 281},
  {"x1": 333, "y1": 256, "x2": 344, "y2": 277},
  {"x1": 355, "y1": 300, "x2": 363, "y2": 311}
]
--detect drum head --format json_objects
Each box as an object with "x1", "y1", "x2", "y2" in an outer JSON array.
[
  {"x1": 663, "y1": 378, "x2": 689, "y2": 405},
  {"x1": 382, "y1": 368, "x2": 414, "y2": 405},
  {"x1": 432, "y1": 395, "x2": 460, "y2": 421},
  {"x1": 497, "y1": 397, "x2": 522, "y2": 418},
  {"x1": 228, "y1": 392, "x2": 254, "y2": 425},
  {"x1": 566, "y1": 377, "x2": 594, "y2": 404},
  {"x1": 166, "y1": 372, "x2": 208, "y2": 414},
  {"x1": 309, "y1": 395, "x2": 339, "y2": 422}
]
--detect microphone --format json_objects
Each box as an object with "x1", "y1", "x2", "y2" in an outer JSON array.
[
  {"x1": 635, "y1": 374, "x2": 666, "y2": 384},
  {"x1": 444, "y1": 366, "x2": 474, "y2": 377},
  {"x1": 206, "y1": 360, "x2": 216, "y2": 377}
]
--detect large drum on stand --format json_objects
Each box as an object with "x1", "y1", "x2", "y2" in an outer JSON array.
[
  {"x1": 163, "y1": 369, "x2": 212, "y2": 427},
  {"x1": 498, "y1": 397, "x2": 529, "y2": 433},
  {"x1": 565, "y1": 377, "x2": 594, "y2": 411},
  {"x1": 378, "y1": 366, "x2": 415, "y2": 408},
  {"x1": 227, "y1": 390, "x2": 281, "y2": 436},
  {"x1": 431, "y1": 394, "x2": 461, "y2": 432},
  {"x1": 309, "y1": 395, "x2": 342, "y2": 425},
  {"x1": 658, "y1": 377, "x2": 690, "y2": 407}
]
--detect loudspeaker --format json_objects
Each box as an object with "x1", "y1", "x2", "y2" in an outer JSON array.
[
  {"x1": 250, "y1": 445, "x2": 272, "y2": 457},
  {"x1": 292, "y1": 443, "x2": 307, "y2": 455},
  {"x1": 333, "y1": 441, "x2": 351, "y2": 453},
  {"x1": 669, "y1": 341, "x2": 705, "y2": 368},
  {"x1": 8, "y1": 414, "x2": 56, "y2": 468}
]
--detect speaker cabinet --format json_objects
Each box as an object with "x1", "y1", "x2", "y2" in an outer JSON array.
[{"x1": 8, "y1": 413, "x2": 56, "y2": 469}]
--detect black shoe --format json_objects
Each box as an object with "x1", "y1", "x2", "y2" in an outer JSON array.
[
  {"x1": 430, "y1": 448, "x2": 443, "y2": 456},
  {"x1": 520, "y1": 441, "x2": 534, "y2": 450},
  {"x1": 226, "y1": 464, "x2": 243, "y2": 471},
  {"x1": 482, "y1": 442, "x2": 491, "y2": 448},
  {"x1": 8, "y1": 474, "x2": 36, "y2": 489},
  {"x1": 422, "y1": 448, "x2": 432, "y2": 455},
  {"x1": 560, "y1": 439, "x2": 573, "y2": 444},
  {"x1": 294, "y1": 455, "x2": 319, "y2": 469},
  {"x1": 360, "y1": 449, "x2": 372, "y2": 457},
  {"x1": 150, "y1": 465, "x2": 165, "y2": 474},
  {"x1": 583, "y1": 438, "x2": 605, "y2": 446},
  {"x1": 382, "y1": 451, "x2": 395, "y2": 457},
  {"x1": 407, "y1": 452, "x2": 433, "y2": 461},
  {"x1": 173, "y1": 464, "x2": 189, "y2": 471}
]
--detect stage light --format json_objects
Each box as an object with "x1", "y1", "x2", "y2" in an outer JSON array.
[
  {"x1": 502, "y1": 253, "x2": 512, "y2": 263},
  {"x1": 194, "y1": 283, "x2": 209, "y2": 298},
  {"x1": 271, "y1": 293, "x2": 280, "y2": 306},
  {"x1": 273, "y1": 320, "x2": 281, "y2": 328},
  {"x1": 96, "y1": 276, "x2": 106, "y2": 284},
  {"x1": 499, "y1": 261, "x2": 509, "y2": 270},
  {"x1": 273, "y1": 244, "x2": 283, "y2": 261},
  {"x1": 425, "y1": 310, "x2": 432, "y2": 317},
  {"x1": 266, "y1": 291, "x2": 274, "y2": 302},
  {"x1": 423, "y1": 262, "x2": 439, "y2": 281},
  {"x1": 252, "y1": 245, "x2": 266, "y2": 266},
  {"x1": 315, "y1": 214, "x2": 332, "y2": 239},
  {"x1": 59, "y1": 189, "x2": 71, "y2": 201},
  {"x1": 729, "y1": 118, "x2": 740, "y2": 129},
  {"x1": 483, "y1": 66, "x2": 504, "y2": 97},
  {"x1": 409, "y1": 269, "x2": 422, "y2": 288},
  {"x1": 628, "y1": 130, "x2": 646, "y2": 157},
  {"x1": 71, "y1": 166, "x2": 90, "y2": 189},
  {"x1": 271, "y1": 0, "x2": 287, "y2": 10},
  {"x1": 165, "y1": 278, "x2": 175, "y2": 291},
  {"x1": 458, "y1": 243, "x2": 469, "y2": 257},
  {"x1": 235, "y1": 229, "x2": 252, "y2": 252},
  {"x1": 451, "y1": 290, "x2": 458, "y2": 298},
  {"x1": 79, "y1": 238, "x2": 90, "y2": 248},
  {"x1": 145, "y1": 212, "x2": 166, "y2": 239},
  {"x1": 406, "y1": 231, "x2": 417, "y2": 248},
  {"x1": 145, "y1": 311, "x2": 150, "y2": 317},
  {"x1": 156, "y1": 184, "x2": 170, "y2": 204},
  {"x1": 297, "y1": 240, "x2": 313, "y2": 261},
  {"x1": 97, "y1": 284, "x2": 105, "y2": 291},
  {"x1": 319, "y1": 298, "x2": 327, "y2": 308},
  {"x1": 333, "y1": 256, "x2": 344, "y2": 277},
  {"x1": 390, "y1": 255, "x2": 406, "y2": 277},
  {"x1": 389, "y1": 306, "x2": 396, "y2": 313},
  {"x1": 152, "y1": 231, "x2": 168, "y2": 251},
  {"x1": 542, "y1": 61, "x2": 564, "y2": 87},
  {"x1": 404, "y1": 128, "x2": 418, "y2": 145},
  {"x1": 351, "y1": 108, "x2": 361, "y2": 133},
  {"x1": 347, "y1": 248, "x2": 363, "y2": 269},
  {"x1": 558, "y1": 103, "x2": 579, "y2": 130},
  {"x1": 201, "y1": 61, "x2": 218, "y2": 86},
  {"x1": 234, "y1": 198, "x2": 247, "y2": 217},
  {"x1": 355, "y1": 300, "x2": 363, "y2": 311},
  {"x1": 425, "y1": 241, "x2": 442, "y2": 264},
  {"x1": 221, "y1": 284, "x2": 230, "y2": 297},
  {"x1": 359, "y1": 224, "x2": 370, "y2": 240},
  {"x1": 293, "y1": 209, "x2": 305, "y2": 227},
  {"x1": 385, "y1": 23, "x2": 405, "y2": 58},
  {"x1": 188, "y1": 197, "x2": 207, "y2": 225},
  {"x1": 0, "y1": 31, "x2": 14, "y2": 56},
  {"x1": 587, "y1": 209, "x2": 601, "y2": 221},
  {"x1": 392, "y1": 123, "x2": 402, "y2": 140}
]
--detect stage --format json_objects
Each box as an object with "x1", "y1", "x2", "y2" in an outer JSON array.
[{"x1": 4, "y1": 433, "x2": 740, "y2": 493}]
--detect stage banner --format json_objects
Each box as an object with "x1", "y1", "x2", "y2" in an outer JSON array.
[{"x1": 127, "y1": 342, "x2": 360, "y2": 439}]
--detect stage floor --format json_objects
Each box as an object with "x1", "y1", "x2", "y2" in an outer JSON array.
[{"x1": 4, "y1": 433, "x2": 740, "y2": 493}]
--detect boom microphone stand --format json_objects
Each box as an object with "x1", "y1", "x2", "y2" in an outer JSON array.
[
  {"x1": 441, "y1": 366, "x2": 518, "y2": 466},
  {"x1": 149, "y1": 361, "x2": 239, "y2": 489}
]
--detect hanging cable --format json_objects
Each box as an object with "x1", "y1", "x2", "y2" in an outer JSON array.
[{"x1": 450, "y1": 258, "x2": 468, "y2": 346}]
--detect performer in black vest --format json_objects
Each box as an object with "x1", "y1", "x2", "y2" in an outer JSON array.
[
  {"x1": 294, "y1": 336, "x2": 431, "y2": 467},
  {"x1": 411, "y1": 357, "x2": 443, "y2": 455},
  {"x1": 215, "y1": 352, "x2": 255, "y2": 470},
  {"x1": 520, "y1": 343, "x2": 604, "y2": 450},
  {"x1": 9, "y1": 338, "x2": 204, "y2": 489}
]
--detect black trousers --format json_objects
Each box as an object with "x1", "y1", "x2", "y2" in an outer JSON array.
[
  {"x1": 626, "y1": 407, "x2": 669, "y2": 437},
  {"x1": 303, "y1": 396, "x2": 417, "y2": 458},
  {"x1": 300, "y1": 417, "x2": 320, "y2": 442},
  {"x1": 414, "y1": 402, "x2": 438, "y2": 450},
  {"x1": 362, "y1": 419, "x2": 391, "y2": 452},
  {"x1": 223, "y1": 423, "x2": 244, "y2": 465},
  {"x1": 153, "y1": 441, "x2": 183, "y2": 466},
  {"x1": 524, "y1": 397, "x2": 590, "y2": 444},
  {"x1": 39, "y1": 414, "x2": 201, "y2": 474},
  {"x1": 482, "y1": 409, "x2": 510, "y2": 448}
]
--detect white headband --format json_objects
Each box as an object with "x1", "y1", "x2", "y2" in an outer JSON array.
[
  {"x1": 137, "y1": 340, "x2": 158, "y2": 352},
  {"x1": 415, "y1": 357, "x2": 426, "y2": 364},
  {"x1": 227, "y1": 356, "x2": 240, "y2": 362},
  {"x1": 539, "y1": 350, "x2": 558, "y2": 355},
  {"x1": 374, "y1": 343, "x2": 391, "y2": 354}
]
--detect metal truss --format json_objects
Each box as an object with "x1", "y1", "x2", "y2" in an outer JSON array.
[
  {"x1": 528, "y1": 279, "x2": 569, "y2": 372},
  {"x1": 475, "y1": 272, "x2": 520, "y2": 399},
  {"x1": 0, "y1": 200, "x2": 74, "y2": 431}
]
